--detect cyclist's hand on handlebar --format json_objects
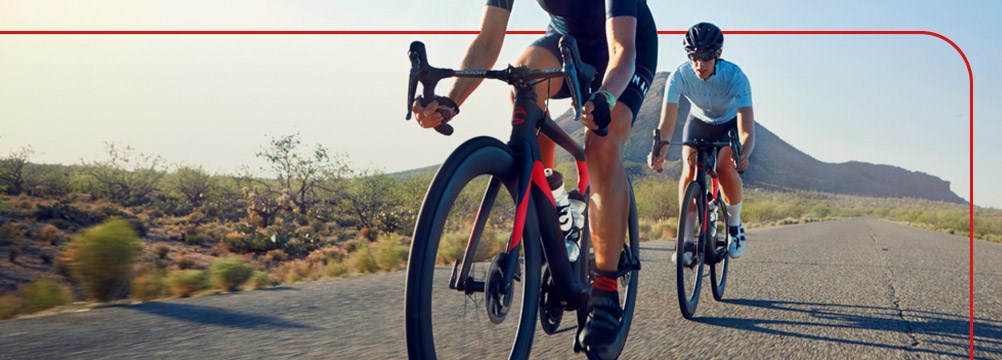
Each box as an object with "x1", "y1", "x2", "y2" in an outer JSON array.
[
  {"x1": 734, "y1": 152, "x2": 750, "y2": 173},
  {"x1": 411, "y1": 95, "x2": 459, "y2": 129},
  {"x1": 648, "y1": 144, "x2": 669, "y2": 173},
  {"x1": 581, "y1": 95, "x2": 612, "y2": 136}
]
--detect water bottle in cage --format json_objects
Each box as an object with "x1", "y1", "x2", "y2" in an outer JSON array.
[{"x1": 545, "y1": 168, "x2": 581, "y2": 262}]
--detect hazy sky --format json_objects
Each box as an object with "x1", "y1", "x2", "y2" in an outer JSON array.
[{"x1": 0, "y1": 1, "x2": 998, "y2": 208}]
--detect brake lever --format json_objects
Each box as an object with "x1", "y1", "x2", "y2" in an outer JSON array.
[{"x1": 406, "y1": 41, "x2": 455, "y2": 136}]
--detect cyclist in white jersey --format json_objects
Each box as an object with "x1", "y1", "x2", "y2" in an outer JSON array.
[{"x1": 648, "y1": 22, "x2": 756, "y2": 262}]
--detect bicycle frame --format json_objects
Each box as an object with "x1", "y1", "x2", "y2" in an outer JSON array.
[
  {"x1": 448, "y1": 77, "x2": 595, "y2": 310},
  {"x1": 404, "y1": 37, "x2": 638, "y2": 311},
  {"x1": 680, "y1": 138, "x2": 737, "y2": 264}
]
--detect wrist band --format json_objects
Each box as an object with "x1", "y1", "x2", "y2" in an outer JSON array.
[{"x1": 595, "y1": 90, "x2": 616, "y2": 110}]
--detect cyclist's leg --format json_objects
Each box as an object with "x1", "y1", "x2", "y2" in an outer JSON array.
[
  {"x1": 679, "y1": 115, "x2": 709, "y2": 232},
  {"x1": 717, "y1": 147, "x2": 743, "y2": 205},
  {"x1": 715, "y1": 117, "x2": 743, "y2": 211},
  {"x1": 589, "y1": 5, "x2": 657, "y2": 274},
  {"x1": 514, "y1": 32, "x2": 565, "y2": 169},
  {"x1": 586, "y1": 104, "x2": 633, "y2": 272},
  {"x1": 679, "y1": 145, "x2": 698, "y2": 238},
  {"x1": 715, "y1": 118, "x2": 746, "y2": 257},
  {"x1": 581, "y1": 5, "x2": 657, "y2": 355}
]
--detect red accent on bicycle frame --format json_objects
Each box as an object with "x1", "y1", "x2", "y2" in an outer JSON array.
[
  {"x1": 508, "y1": 161, "x2": 554, "y2": 251},
  {"x1": 508, "y1": 174, "x2": 533, "y2": 252},
  {"x1": 512, "y1": 107, "x2": 527, "y2": 125},
  {"x1": 711, "y1": 177, "x2": 720, "y2": 203},
  {"x1": 575, "y1": 160, "x2": 590, "y2": 194}
]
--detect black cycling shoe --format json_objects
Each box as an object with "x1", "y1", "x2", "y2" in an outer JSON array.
[{"x1": 578, "y1": 288, "x2": 623, "y2": 358}]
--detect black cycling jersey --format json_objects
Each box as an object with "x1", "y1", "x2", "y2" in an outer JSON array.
[
  {"x1": 488, "y1": 0, "x2": 641, "y2": 40},
  {"x1": 486, "y1": 0, "x2": 656, "y2": 120}
]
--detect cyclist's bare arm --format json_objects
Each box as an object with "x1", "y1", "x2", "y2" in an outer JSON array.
[
  {"x1": 448, "y1": 6, "x2": 511, "y2": 106},
  {"x1": 582, "y1": 16, "x2": 637, "y2": 130},
  {"x1": 411, "y1": 6, "x2": 510, "y2": 128},
  {"x1": 735, "y1": 106, "x2": 755, "y2": 171},
  {"x1": 648, "y1": 102, "x2": 679, "y2": 172}
]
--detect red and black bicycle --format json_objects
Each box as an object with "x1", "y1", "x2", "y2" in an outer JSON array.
[
  {"x1": 652, "y1": 129, "x2": 741, "y2": 319},
  {"x1": 403, "y1": 37, "x2": 640, "y2": 359}
]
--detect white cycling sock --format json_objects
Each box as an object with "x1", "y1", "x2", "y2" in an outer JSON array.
[{"x1": 725, "y1": 201, "x2": 743, "y2": 227}]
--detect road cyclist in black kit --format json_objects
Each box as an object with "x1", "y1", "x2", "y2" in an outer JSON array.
[{"x1": 409, "y1": 0, "x2": 658, "y2": 358}]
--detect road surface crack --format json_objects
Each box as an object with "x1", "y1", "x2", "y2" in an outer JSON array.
[{"x1": 872, "y1": 233, "x2": 922, "y2": 356}]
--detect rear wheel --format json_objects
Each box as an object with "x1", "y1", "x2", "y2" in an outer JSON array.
[
  {"x1": 676, "y1": 181, "x2": 705, "y2": 319},
  {"x1": 405, "y1": 137, "x2": 542, "y2": 360}
]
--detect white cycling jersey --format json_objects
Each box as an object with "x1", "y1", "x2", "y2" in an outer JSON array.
[{"x1": 664, "y1": 59, "x2": 752, "y2": 125}]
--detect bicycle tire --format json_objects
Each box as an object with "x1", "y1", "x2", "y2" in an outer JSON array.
[
  {"x1": 709, "y1": 193, "x2": 729, "y2": 301},
  {"x1": 405, "y1": 136, "x2": 542, "y2": 360},
  {"x1": 676, "y1": 180, "x2": 706, "y2": 319}
]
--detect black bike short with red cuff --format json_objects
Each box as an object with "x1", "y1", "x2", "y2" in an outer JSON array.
[
  {"x1": 528, "y1": 1, "x2": 657, "y2": 124},
  {"x1": 682, "y1": 115, "x2": 737, "y2": 143}
]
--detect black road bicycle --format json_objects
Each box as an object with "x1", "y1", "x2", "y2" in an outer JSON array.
[
  {"x1": 652, "y1": 129, "x2": 741, "y2": 319},
  {"x1": 404, "y1": 37, "x2": 641, "y2": 360}
]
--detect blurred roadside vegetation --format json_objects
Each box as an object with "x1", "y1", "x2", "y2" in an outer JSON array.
[{"x1": 0, "y1": 135, "x2": 995, "y2": 320}]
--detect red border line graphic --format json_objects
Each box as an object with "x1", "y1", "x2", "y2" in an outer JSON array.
[{"x1": 0, "y1": 29, "x2": 975, "y2": 359}]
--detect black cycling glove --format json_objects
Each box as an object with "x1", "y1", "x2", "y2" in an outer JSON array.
[{"x1": 587, "y1": 91, "x2": 613, "y2": 136}]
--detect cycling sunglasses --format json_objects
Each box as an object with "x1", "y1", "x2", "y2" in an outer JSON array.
[{"x1": 687, "y1": 51, "x2": 717, "y2": 62}]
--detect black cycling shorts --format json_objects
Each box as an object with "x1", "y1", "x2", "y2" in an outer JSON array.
[
  {"x1": 682, "y1": 115, "x2": 737, "y2": 143},
  {"x1": 529, "y1": 1, "x2": 657, "y2": 123}
]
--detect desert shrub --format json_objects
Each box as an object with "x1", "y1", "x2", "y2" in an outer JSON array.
[
  {"x1": 249, "y1": 271, "x2": 272, "y2": 290},
  {"x1": 53, "y1": 249, "x2": 75, "y2": 277},
  {"x1": 175, "y1": 254, "x2": 199, "y2": 270},
  {"x1": 324, "y1": 260, "x2": 348, "y2": 277},
  {"x1": 34, "y1": 203, "x2": 105, "y2": 228},
  {"x1": 435, "y1": 226, "x2": 505, "y2": 266},
  {"x1": 0, "y1": 294, "x2": 21, "y2": 320},
  {"x1": 346, "y1": 245, "x2": 378, "y2": 274},
  {"x1": 131, "y1": 269, "x2": 169, "y2": 301},
  {"x1": 153, "y1": 243, "x2": 171, "y2": 260},
  {"x1": 40, "y1": 224, "x2": 63, "y2": 245},
  {"x1": 0, "y1": 223, "x2": 25, "y2": 242},
  {"x1": 168, "y1": 270, "x2": 209, "y2": 298},
  {"x1": 632, "y1": 176, "x2": 679, "y2": 221},
  {"x1": 39, "y1": 250, "x2": 55, "y2": 265},
  {"x1": 67, "y1": 218, "x2": 143, "y2": 301},
  {"x1": 280, "y1": 259, "x2": 318, "y2": 283},
  {"x1": 306, "y1": 246, "x2": 346, "y2": 266},
  {"x1": 18, "y1": 279, "x2": 74, "y2": 314},
  {"x1": 640, "y1": 218, "x2": 677, "y2": 241},
  {"x1": 7, "y1": 240, "x2": 23, "y2": 262},
  {"x1": 209, "y1": 256, "x2": 254, "y2": 291},
  {"x1": 373, "y1": 235, "x2": 409, "y2": 271},
  {"x1": 259, "y1": 249, "x2": 288, "y2": 269},
  {"x1": 182, "y1": 224, "x2": 214, "y2": 246}
]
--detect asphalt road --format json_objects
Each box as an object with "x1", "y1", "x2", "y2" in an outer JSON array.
[{"x1": 1, "y1": 219, "x2": 999, "y2": 359}]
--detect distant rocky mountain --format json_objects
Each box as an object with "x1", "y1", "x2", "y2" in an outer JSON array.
[{"x1": 553, "y1": 72, "x2": 965, "y2": 203}]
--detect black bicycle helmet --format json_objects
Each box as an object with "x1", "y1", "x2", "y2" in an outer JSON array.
[{"x1": 683, "y1": 22, "x2": 724, "y2": 53}]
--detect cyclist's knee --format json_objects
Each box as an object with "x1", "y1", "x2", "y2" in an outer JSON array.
[
  {"x1": 584, "y1": 136, "x2": 625, "y2": 171},
  {"x1": 515, "y1": 46, "x2": 563, "y2": 101}
]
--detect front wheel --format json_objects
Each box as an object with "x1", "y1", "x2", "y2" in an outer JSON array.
[
  {"x1": 405, "y1": 137, "x2": 542, "y2": 360},
  {"x1": 676, "y1": 181, "x2": 706, "y2": 319},
  {"x1": 709, "y1": 193, "x2": 729, "y2": 301}
]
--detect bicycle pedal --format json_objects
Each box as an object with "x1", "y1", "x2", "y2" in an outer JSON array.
[{"x1": 463, "y1": 278, "x2": 485, "y2": 294}]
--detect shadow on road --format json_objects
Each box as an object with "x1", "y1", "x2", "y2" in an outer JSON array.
[
  {"x1": 694, "y1": 298, "x2": 1000, "y2": 359},
  {"x1": 130, "y1": 302, "x2": 316, "y2": 330}
]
